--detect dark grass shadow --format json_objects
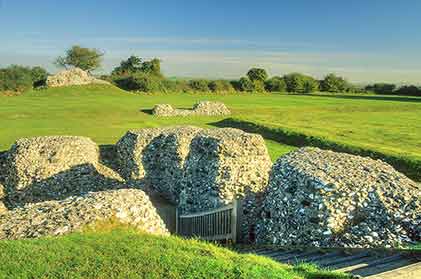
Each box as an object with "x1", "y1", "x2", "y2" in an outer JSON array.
[
  {"x1": 140, "y1": 109, "x2": 153, "y2": 115},
  {"x1": 308, "y1": 94, "x2": 421, "y2": 103},
  {"x1": 141, "y1": 107, "x2": 195, "y2": 115}
]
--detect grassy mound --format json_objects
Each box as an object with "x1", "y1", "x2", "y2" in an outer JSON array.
[{"x1": 0, "y1": 229, "x2": 349, "y2": 279}]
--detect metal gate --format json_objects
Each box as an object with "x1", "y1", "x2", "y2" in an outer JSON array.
[{"x1": 176, "y1": 200, "x2": 242, "y2": 243}]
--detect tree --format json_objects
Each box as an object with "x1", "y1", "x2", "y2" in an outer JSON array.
[
  {"x1": 365, "y1": 83, "x2": 396, "y2": 95},
  {"x1": 238, "y1": 77, "x2": 254, "y2": 92},
  {"x1": 112, "y1": 56, "x2": 162, "y2": 77},
  {"x1": 141, "y1": 58, "x2": 162, "y2": 77},
  {"x1": 265, "y1": 76, "x2": 287, "y2": 92},
  {"x1": 303, "y1": 77, "x2": 319, "y2": 93},
  {"x1": 246, "y1": 68, "x2": 268, "y2": 83},
  {"x1": 283, "y1": 73, "x2": 307, "y2": 93},
  {"x1": 112, "y1": 55, "x2": 142, "y2": 75},
  {"x1": 55, "y1": 45, "x2": 103, "y2": 72},
  {"x1": 320, "y1": 73, "x2": 348, "y2": 93},
  {"x1": 395, "y1": 85, "x2": 421, "y2": 96}
]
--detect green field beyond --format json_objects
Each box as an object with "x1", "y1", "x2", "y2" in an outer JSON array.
[{"x1": 1, "y1": 85, "x2": 421, "y2": 176}]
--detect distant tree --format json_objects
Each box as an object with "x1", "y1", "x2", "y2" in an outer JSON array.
[
  {"x1": 0, "y1": 65, "x2": 33, "y2": 92},
  {"x1": 395, "y1": 85, "x2": 421, "y2": 96},
  {"x1": 30, "y1": 66, "x2": 49, "y2": 87},
  {"x1": 265, "y1": 76, "x2": 287, "y2": 92},
  {"x1": 55, "y1": 45, "x2": 103, "y2": 72},
  {"x1": 238, "y1": 77, "x2": 254, "y2": 92},
  {"x1": 112, "y1": 55, "x2": 142, "y2": 75},
  {"x1": 320, "y1": 73, "x2": 348, "y2": 92},
  {"x1": 188, "y1": 79, "x2": 210, "y2": 92},
  {"x1": 365, "y1": 83, "x2": 396, "y2": 95},
  {"x1": 208, "y1": 80, "x2": 234, "y2": 92},
  {"x1": 140, "y1": 58, "x2": 162, "y2": 77},
  {"x1": 112, "y1": 56, "x2": 162, "y2": 77},
  {"x1": 247, "y1": 68, "x2": 268, "y2": 83},
  {"x1": 283, "y1": 73, "x2": 307, "y2": 93},
  {"x1": 303, "y1": 77, "x2": 319, "y2": 93}
]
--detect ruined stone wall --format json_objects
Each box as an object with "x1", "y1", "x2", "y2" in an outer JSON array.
[
  {"x1": 257, "y1": 147, "x2": 421, "y2": 248},
  {"x1": 152, "y1": 101, "x2": 231, "y2": 117}
]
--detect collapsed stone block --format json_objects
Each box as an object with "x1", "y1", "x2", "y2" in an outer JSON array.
[
  {"x1": 257, "y1": 147, "x2": 421, "y2": 248},
  {"x1": 5, "y1": 136, "x2": 124, "y2": 205},
  {"x1": 0, "y1": 189, "x2": 169, "y2": 240}
]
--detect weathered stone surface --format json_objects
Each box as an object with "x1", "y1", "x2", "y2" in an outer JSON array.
[
  {"x1": 191, "y1": 101, "x2": 231, "y2": 116},
  {"x1": 116, "y1": 126, "x2": 202, "y2": 203},
  {"x1": 47, "y1": 68, "x2": 109, "y2": 88},
  {"x1": 152, "y1": 101, "x2": 231, "y2": 117},
  {"x1": 0, "y1": 189, "x2": 168, "y2": 240},
  {"x1": 257, "y1": 147, "x2": 421, "y2": 248},
  {"x1": 181, "y1": 128, "x2": 272, "y2": 212},
  {"x1": 5, "y1": 136, "x2": 124, "y2": 205}
]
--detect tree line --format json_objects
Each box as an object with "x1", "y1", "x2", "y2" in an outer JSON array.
[{"x1": 1, "y1": 45, "x2": 420, "y2": 97}]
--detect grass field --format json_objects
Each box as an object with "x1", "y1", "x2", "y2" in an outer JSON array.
[
  {"x1": 1, "y1": 84, "x2": 420, "y2": 178},
  {"x1": 0, "y1": 228, "x2": 350, "y2": 279}
]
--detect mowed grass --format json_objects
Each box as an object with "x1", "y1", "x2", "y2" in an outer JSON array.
[
  {"x1": 1, "y1": 84, "x2": 421, "y2": 168},
  {"x1": 0, "y1": 229, "x2": 350, "y2": 279}
]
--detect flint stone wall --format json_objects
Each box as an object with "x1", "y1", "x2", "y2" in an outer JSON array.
[
  {"x1": 117, "y1": 127, "x2": 272, "y2": 241},
  {"x1": 47, "y1": 68, "x2": 109, "y2": 88},
  {"x1": 5, "y1": 136, "x2": 124, "y2": 205},
  {"x1": 152, "y1": 101, "x2": 231, "y2": 117},
  {"x1": 116, "y1": 126, "x2": 202, "y2": 203},
  {"x1": 257, "y1": 147, "x2": 421, "y2": 248},
  {"x1": 0, "y1": 189, "x2": 169, "y2": 240}
]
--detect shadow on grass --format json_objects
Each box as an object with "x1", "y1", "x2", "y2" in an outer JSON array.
[{"x1": 307, "y1": 94, "x2": 421, "y2": 103}]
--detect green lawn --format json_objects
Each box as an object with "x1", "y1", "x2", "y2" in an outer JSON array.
[
  {"x1": 0, "y1": 229, "x2": 349, "y2": 279},
  {"x1": 1, "y1": 85, "x2": 420, "y2": 178}
]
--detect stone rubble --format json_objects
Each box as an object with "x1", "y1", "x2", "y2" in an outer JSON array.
[
  {"x1": 152, "y1": 101, "x2": 231, "y2": 117},
  {"x1": 47, "y1": 68, "x2": 109, "y2": 88},
  {"x1": 0, "y1": 189, "x2": 168, "y2": 240},
  {"x1": 5, "y1": 136, "x2": 124, "y2": 206},
  {"x1": 257, "y1": 147, "x2": 421, "y2": 248}
]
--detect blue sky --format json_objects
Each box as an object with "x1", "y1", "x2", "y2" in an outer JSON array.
[{"x1": 1, "y1": 0, "x2": 421, "y2": 83}]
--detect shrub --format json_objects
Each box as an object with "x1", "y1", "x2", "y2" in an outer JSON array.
[
  {"x1": 113, "y1": 73, "x2": 164, "y2": 92},
  {"x1": 208, "y1": 80, "x2": 234, "y2": 92},
  {"x1": 159, "y1": 79, "x2": 190, "y2": 93},
  {"x1": 55, "y1": 45, "x2": 103, "y2": 72},
  {"x1": 30, "y1": 66, "x2": 49, "y2": 88},
  {"x1": 247, "y1": 68, "x2": 268, "y2": 82},
  {"x1": 0, "y1": 65, "x2": 33, "y2": 92},
  {"x1": 188, "y1": 79, "x2": 210, "y2": 92},
  {"x1": 265, "y1": 76, "x2": 287, "y2": 92}
]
